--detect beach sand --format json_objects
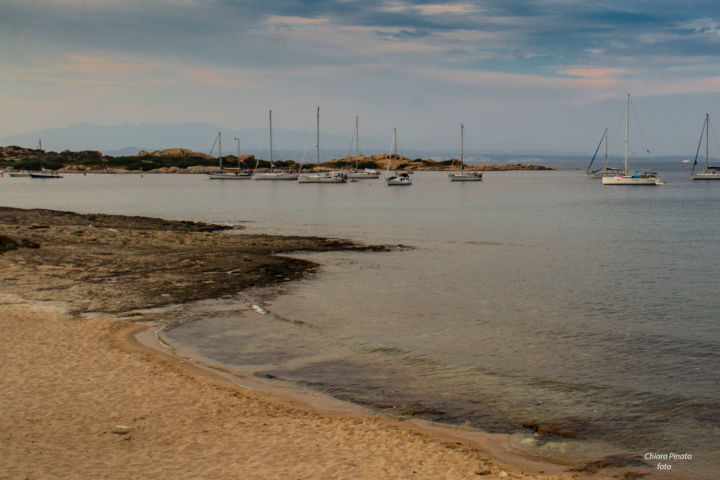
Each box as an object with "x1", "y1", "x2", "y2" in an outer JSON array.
[
  {"x1": 0, "y1": 207, "x2": 636, "y2": 479},
  {"x1": 1, "y1": 296, "x2": 561, "y2": 480}
]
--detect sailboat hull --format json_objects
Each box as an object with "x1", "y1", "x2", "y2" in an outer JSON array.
[
  {"x1": 449, "y1": 172, "x2": 482, "y2": 181},
  {"x1": 692, "y1": 172, "x2": 720, "y2": 180},
  {"x1": 298, "y1": 173, "x2": 347, "y2": 183},
  {"x1": 347, "y1": 171, "x2": 379, "y2": 179},
  {"x1": 253, "y1": 173, "x2": 298, "y2": 180},
  {"x1": 601, "y1": 176, "x2": 659, "y2": 185},
  {"x1": 30, "y1": 172, "x2": 63, "y2": 179},
  {"x1": 208, "y1": 172, "x2": 252, "y2": 179}
]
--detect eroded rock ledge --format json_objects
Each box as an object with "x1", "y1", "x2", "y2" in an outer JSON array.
[{"x1": 0, "y1": 207, "x2": 394, "y2": 313}]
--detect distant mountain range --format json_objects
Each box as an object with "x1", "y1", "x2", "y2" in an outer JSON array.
[
  {"x1": 0, "y1": 121, "x2": 601, "y2": 159},
  {"x1": 0, "y1": 122, "x2": 384, "y2": 159}
]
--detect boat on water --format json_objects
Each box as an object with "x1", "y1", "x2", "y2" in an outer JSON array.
[
  {"x1": 386, "y1": 171, "x2": 412, "y2": 185},
  {"x1": 30, "y1": 171, "x2": 63, "y2": 179},
  {"x1": 347, "y1": 168, "x2": 379, "y2": 179},
  {"x1": 30, "y1": 140, "x2": 63, "y2": 179},
  {"x1": 386, "y1": 128, "x2": 412, "y2": 186},
  {"x1": 691, "y1": 113, "x2": 720, "y2": 180},
  {"x1": 449, "y1": 123, "x2": 482, "y2": 182},
  {"x1": 602, "y1": 94, "x2": 662, "y2": 186},
  {"x1": 299, "y1": 107, "x2": 347, "y2": 184},
  {"x1": 586, "y1": 127, "x2": 622, "y2": 178},
  {"x1": 346, "y1": 116, "x2": 379, "y2": 179},
  {"x1": 25, "y1": 139, "x2": 63, "y2": 178},
  {"x1": 253, "y1": 110, "x2": 298, "y2": 181},
  {"x1": 208, "y1": 132, "x2": 251, "y2": 180}
]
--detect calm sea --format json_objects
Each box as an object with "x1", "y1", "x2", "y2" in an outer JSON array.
[{"x1": 2, "y1": 162, "x2": 718, "y2": 478}]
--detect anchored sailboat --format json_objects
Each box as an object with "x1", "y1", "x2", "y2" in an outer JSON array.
[
  {"x1": 253, "y1": 110, "x2": 298, "y2": 181},
  {"x1": 346, "y1": 116, "x2": 379, "y2": 179},
  {"x1": 602, "y1": 94, "x2": 662, "y2": 186},
  {"x1": 298, "y1": 107, "x2": 347, "y2": 183},
  {"x1": 208, "y1": 132, "x2": 251, "y2": 179},
  {"x1": 691, "y1": 113, "x2": 720, "y2": 180},
  {"x1": 385, "y1": 128, "x2": 412, "y2": 186},
  {"x1": 449, "y1": 124, "x2": 482, "y2": 181},
  {"x1": 586, "y1": 128, "x2": 621, "y2": 178},
  {"x1": 30, "y1": 139, "x2": 63, "y2": 179}
]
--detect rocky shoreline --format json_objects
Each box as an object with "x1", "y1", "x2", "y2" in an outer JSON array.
[
  {"x1": 0, "y1": 206, "x2": 394, "y2": 314},
  {"x1": 1, "y1": 145, "x2": 553, "y2": 174}
]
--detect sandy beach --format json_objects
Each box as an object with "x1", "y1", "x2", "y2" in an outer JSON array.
[{"x1": 0, "y1": 207, "x2": 642, "y2": 479}]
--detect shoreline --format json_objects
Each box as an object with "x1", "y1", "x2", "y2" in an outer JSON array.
[
  {"x1": 2, "y1": 296, "x2": 569, "y2": 479},
  {"x1": 131, "y1": 316, "x2": 586, "y2": 478},
  {"x1": 0, "y1": 207, "x2": 656, "y2": 479},
  {"x1": 1, "y1": 144, "x2": 554, "y2": 174}
]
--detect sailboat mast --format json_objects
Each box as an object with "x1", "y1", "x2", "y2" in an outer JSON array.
[
  {"x1": 624, "y1": 93, "x2": 629, "y2": 176},
  {"x1": 603, "y1": 127, "x2": 608, "y2": 172},
  {"x1": 235, "y1": 137, "x2": 241, "y2": 169},
  {"x1": 460, "y1": 123, "x2": 464, "y2": 173},
  {"x1": 706, "y1": 113, "x2": 710, "y2": 171},
  {"x1": 219, "y1": 131, "x2": 222, "y2": 170},
  {"x1": 356, "y1": 115, "x2": 359, "y2": 157},
  {"x1": 387, "y1": 128, "x2": 397, "y2": 175},
  {"x1": 316, "y1": 106, "x2": 320, "y2": 166},
  {"x1": 269, "y1": 110, "x2": 273, "y2": 172}
]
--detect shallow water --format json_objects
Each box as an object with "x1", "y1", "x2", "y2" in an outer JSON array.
[{"x1": 2, "y1": 166, "x2": 718, "y2": 478}]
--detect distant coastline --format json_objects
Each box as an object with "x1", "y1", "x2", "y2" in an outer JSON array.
[{"x1": 0, "y1": 145, "x2": 553, "y2": 174}]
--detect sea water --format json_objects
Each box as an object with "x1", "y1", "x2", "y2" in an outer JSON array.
[{"x1": 2, "y1": 164, "x2": 718, "y2": 478}]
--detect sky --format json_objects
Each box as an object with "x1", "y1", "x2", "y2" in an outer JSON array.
[{"x1": 2, "y1": 0, "x2": 720, "y2": 155}]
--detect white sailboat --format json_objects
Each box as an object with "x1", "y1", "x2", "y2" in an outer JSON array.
[
  {"x1": 208, "y1": 132, "x2": 251, "y2": 179},
  {"x1": 449, "y1": 123, "x2": 482, "y2": 181},
  {"x1": 253, "y1": 110, "x2": 298, "y2": 181},
  {"x1": 346, "y1": 116, "x2": 379, "y2": 179},
  {"x1": 586, "y1": 128, "x2": 621, "y2": 178},
  {"x1": 691, "y1": 113, "x2": 720, "y2": 180},
  {"x1": 298, "y1": 107, "x2": 347, "y2": 183},
  {"x1": 602, "y1": 94, "x2": 662, "y2": 186},
  {"x1": 385, "y1": 128, "x2": 412, "y2": 186}
]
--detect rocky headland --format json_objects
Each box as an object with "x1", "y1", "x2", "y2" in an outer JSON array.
[
  {"x1": 0, "y1": 206, "x2": 394, "y2": 314},
  {"x1": 1, "y1": 145, "x2": 553, "y2": 174}
]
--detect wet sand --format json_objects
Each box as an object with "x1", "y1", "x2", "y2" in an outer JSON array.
[{"x1": 0, "y1": 207, "x2": 637, "y2": 479}]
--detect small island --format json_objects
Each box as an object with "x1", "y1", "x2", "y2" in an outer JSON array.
[{"x1": 0, "y1": 146, "x2": 553, "y2": 174}]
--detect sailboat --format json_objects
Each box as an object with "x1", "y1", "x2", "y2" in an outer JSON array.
[
  {"x1": 449, "y1": 123, "x2": 482, "y2": 181},
  {"x1": 208, "y1": 132, "x2": 251, "y2": 179},
  {"x1": 346, "y1": 116, "x2": 379, "y2": 179},
  {"x1": 30, "y1": 139, "x2": 63, "y2": 179},
  {"x1": 385, "y1": 128, "x2": 412, "y2": 186},
  {"x1": 253, "y1": 110, "x2": 298, "y2": 181},
  {"x1": 602, "y1": 94, "x2": 662, "y2": 185},
  {"x1": 298, "y1": 107, "x2": 347, "y2": 183},
  {"x1": 691, "y1": 113, "x2": 720, "y2": 180},
  {"x1": 586, "y1": 128, "x2": 621, "y2": 178}
]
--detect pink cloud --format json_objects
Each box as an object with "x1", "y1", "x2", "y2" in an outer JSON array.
[{"x1": 564, "y1": 67, "x2": 629, "y2": 78}]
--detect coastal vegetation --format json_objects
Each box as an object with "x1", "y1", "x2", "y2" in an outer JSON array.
[{"x1": 0, "y1": 145, "x2": 552, "y2": 173}]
